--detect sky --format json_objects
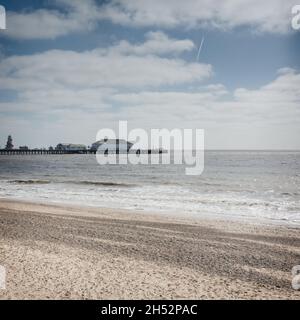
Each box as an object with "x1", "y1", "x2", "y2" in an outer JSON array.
[{"x1": 0, "y1": 0, "x2": 299, "y2": 149}]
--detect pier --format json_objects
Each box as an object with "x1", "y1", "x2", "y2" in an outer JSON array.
[
  {"x1": 0, "y1": 136, "x2": 166, "y2": 156},
  {"x1": 0, "y1": 149, "x2": 87, "y2": 155},
  {"x1": 0, "y1": 149, "x2": 166, "y2": 155}
]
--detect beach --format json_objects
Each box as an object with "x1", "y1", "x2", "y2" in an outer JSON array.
[{"x1": 0, "y1": 198, "x2": 299, "y2": 300}]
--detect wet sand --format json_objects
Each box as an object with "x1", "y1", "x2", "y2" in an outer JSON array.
[{"x1": 0, "y1": 199, "x2": 299, "y2": 299}]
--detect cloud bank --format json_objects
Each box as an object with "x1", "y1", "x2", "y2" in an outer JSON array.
[
  {"x1": 3, "y1": 0, "x2": 296, "y2": 40},
  {"x1": 0, "y1": 31, "x2": 299, "y2": 148}
]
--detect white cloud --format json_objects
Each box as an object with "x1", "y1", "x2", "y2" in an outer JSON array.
[
  {"x1": 0, "y1": 33, "x2": 211, "y2": 117},
  {"x1": 107, "y1": 68, "x2": 300, "y2": 130},
  {"x1": 100, "y1": 0, "x2": 295, "y2": 34},
  {"x1": 5, "y1": 0, "x2": 99, "y2": 40},
  {"x1": 2, "y1": 0, "x2": 296, "y2": 40},
  {"x1": 1, "y1": 68, "x2": 299, "y2": 149},
  {"x1": 234, "y1": 70, "x2": 300, "y2": 104},
  {"x1": 104, "y1": 31, "x2": 195, "y2": 56},
  {"x1": 0, "y1": 34, "x2": 211, "y2": 93}
]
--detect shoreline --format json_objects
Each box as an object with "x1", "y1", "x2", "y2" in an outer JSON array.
[
  {"x1": 1, "y1": 196, "x2": 299, "y2": 229},
  {"x1": 0, "y1": 198, "x2": 300, "y2": 299}
]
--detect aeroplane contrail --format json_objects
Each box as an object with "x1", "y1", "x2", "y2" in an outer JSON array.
[{"x1": 196, "y1": 36, "x2": 205, "y2": 62}]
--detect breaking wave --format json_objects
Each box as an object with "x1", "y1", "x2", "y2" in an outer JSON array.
[
  {"x1": 9, "y1": 179, "x2": 135, "y2": 188},
  {"x1": 71, "y1": 181, "x2": 136, "y2": 187},
  {"x1": 9, "y1": 180, "x2": 51, "y2": 185}
]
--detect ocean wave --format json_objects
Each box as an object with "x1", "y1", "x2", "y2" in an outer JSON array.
[
  {"x1": 281, "y1": 192, "x2": 300, "y2": 196},
  {"x1": 71, "y1": 180, "x2": 136, "y2": 188},
  {"x1": 9, "y1": 180, "x2": 51, "y2": 185},
  {"x1": 5, "y1": 179, "x2": 136, "y2": 188}
]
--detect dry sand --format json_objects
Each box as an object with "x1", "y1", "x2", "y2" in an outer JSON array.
[{"x1": 0, "y1": 198, "x2": 300, "y2": 300}]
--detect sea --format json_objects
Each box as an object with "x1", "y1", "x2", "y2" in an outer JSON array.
[{"x1": 0, "y1": 151, "x2": 299, "y2": 226}]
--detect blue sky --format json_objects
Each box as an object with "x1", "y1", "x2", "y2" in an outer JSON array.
[{"x1": 0, "y1": 0, "x2": 299, "y2": 149}]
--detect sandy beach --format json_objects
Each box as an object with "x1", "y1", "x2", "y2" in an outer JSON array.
[{"x1": 0, "y1": 198, "x2": 299, "y2": 300}]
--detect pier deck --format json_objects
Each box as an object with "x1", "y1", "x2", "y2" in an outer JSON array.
[{"x1": 0, "y1": 149, "x2": 165, "y2": 155}]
